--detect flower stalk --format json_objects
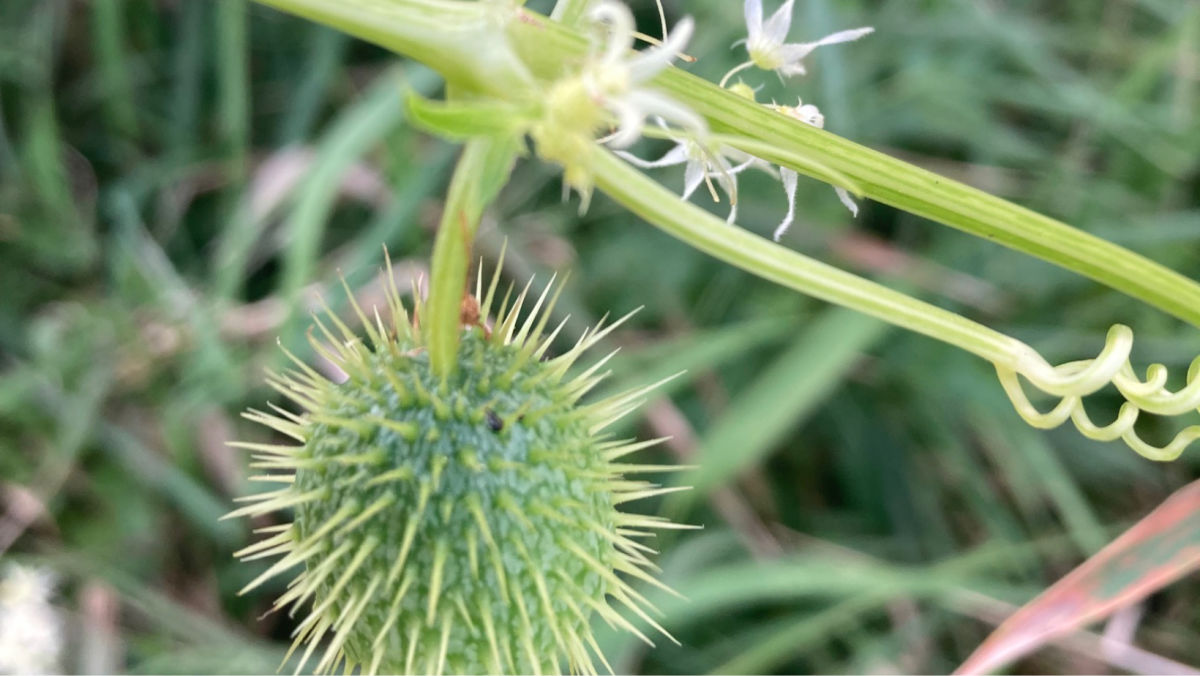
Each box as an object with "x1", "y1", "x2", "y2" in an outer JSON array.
[{"x1": 426, "y1": 136, "x2": 519, "y2": 379}]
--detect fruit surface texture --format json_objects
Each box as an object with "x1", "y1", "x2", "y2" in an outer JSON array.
[{"x1": 228, "y1": 259, "x2": 682, "y2": 674}]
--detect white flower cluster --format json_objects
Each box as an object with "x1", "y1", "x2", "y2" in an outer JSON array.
[
  {"x1": 585, "y1": 1, "x2": 706, "y2": 149},
  {"x1": 735, "y1": 0, "x2": 873, "y2": 81},
  {"x1": 617, "y1": 118, "x2": 758, "y2": 224},
  {"x1": 0, "y1": 564, "x2": 63, "y2": 675},
  {"x1": 612, "y1": 0, "x2": 872, "y2": 241},
  {"x1": 531, "y1": 0, "x2": 703, "y2": 209}
]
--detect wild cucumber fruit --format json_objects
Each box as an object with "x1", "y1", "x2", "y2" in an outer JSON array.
[{"x1": 227, "y1": 255, "x2": 687, "y2": 674}]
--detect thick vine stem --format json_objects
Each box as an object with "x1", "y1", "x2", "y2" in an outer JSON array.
[
  {"x1": 250, "y1": 0, "x2": 1200, "y2": 328},
  {"x1": 585, "y1": 146, "x2": 1021, "y2": 368},
  {"x1": 498, "y1": 12, "x2": 1200, "y2": 329}
]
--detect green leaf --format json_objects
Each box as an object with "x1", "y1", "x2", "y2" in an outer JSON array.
[
  {"x1": 405, "y1": 91, "x2": 534, "y2": 140},
  {"x1": 676, "y1": 308, "x2": 889, "y2": 503},
  {"x1": 601, "y1": 317, "x2": 794, "y2": 414}
]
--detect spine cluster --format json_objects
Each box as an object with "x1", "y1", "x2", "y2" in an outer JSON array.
[{"x1": 226, "y1": 254, "x2": 691, "y2": 674}]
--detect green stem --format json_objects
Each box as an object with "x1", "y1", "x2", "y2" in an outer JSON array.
[
  {"x1": 249, "y1": 0, "x2": 1200, "y2": 329},
  {"x1": 216, "y1": 0, "x2": 249, "y2": 181},
  {"x1": 502, "y1": 12, "x2": 1200, "y2": 329},
  {"x1": 427, "y1": 136, "x2": 519, "y2": 379},
  {"x1": 249, "y1": 0, "x2": 532, "y2": 99},
  {"x1": 90, "y1": 0, "x2": 139, "y2": 137},
  {"x1": 588, "y1": 145, "x2": 1026, "y2": 369},
  {"x1": 673, "y1": 72, "x2": 1200, "y2": 329}
]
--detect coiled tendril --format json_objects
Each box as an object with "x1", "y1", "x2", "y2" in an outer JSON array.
[{"x1": 998, "y1": 325, "x2": 1200, "y2": 461}]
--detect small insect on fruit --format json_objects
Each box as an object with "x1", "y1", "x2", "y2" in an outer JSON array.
[{"x1": 226, "y1": 252, "x2": 692, "y2": 675}]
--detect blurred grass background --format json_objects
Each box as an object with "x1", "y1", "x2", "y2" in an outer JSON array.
[{"x1": 2, "y1": 0, "x2": 1200, "y2": 673}]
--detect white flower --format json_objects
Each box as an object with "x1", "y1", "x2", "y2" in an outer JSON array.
[
  {"x1": 617, "y1": 120, "x2": 761, "y2": 223},
  {"x1": 585, "y1": 1, "x2": 706, "y2": 148},
  {"x1": 533, "y1": 1, "x2": 706, "y2": 210},
  {"x1": 724, "y1": 0, "x2": 873, "y2": 84},
  {"x1": 772, "y1": 99, "x2": 859, "y2": 240},
  {"x1": 0, "y1": 564, "x2": 62, "y2": 675}
]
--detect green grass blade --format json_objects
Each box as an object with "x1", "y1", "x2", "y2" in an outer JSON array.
[
  {"x1": 677, "y1": 308, "x2": 889, "y2": 503},
  {"x1": 215, "y1": 0, "x2": 249, "y2": 182},
  {"x1": 274, "y1": 73, "x2": 407, "y2": 316},
  {"x1": 89, "y1": 0, "x2": 138, "y2": 138},
  {"x1": 277, "y1": 26, "x2": 349, "y2": 146}
]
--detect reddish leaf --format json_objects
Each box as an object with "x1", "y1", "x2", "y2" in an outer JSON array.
[{"x1": 957, "y1": 479, "x2": 1200, "y2": 674}]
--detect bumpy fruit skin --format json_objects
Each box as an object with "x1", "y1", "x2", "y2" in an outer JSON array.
[
  {"x1": 298, "y1": 330, "x2": 612, "y2": 673},
  {"x1": 228, "y1": 260, "x2": 683, "y2": 675}
]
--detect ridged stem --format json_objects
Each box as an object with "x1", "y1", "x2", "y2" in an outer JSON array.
[
  {"x1": 502, "y1": 11, "x2": 1200, "y2": 329},
  {"x1": 587, "y1": 145, "x2": 1026, "y2": 368}
]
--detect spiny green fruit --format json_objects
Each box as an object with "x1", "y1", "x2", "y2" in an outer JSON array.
[{"x1": 226, "y1": 255, "x2": 689, "y2": 675}]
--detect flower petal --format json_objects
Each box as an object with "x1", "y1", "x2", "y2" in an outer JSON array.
[
  {"x1": 774, "y1": 167, "x2": 799, "y2": 241},
  {"x1": 744, "y1": 0, "x2": 763, "y2": 38},
  {"x1": 615, "y1": 143, "x2": 690, "y2": 169},
  {"x1": 589, "y1": 1, "x2": 637, "y2": 66},
  {"x1": 835, "y1": 186, "x2": 859, "y2": 217},
  {"x1": 794, "y1": 103, "x2": 825, "y2": 128},
  {"x1": 709, "y1": 161, "x2": 738, "y2": 197},
  {"x1": 683, "y1": 159, "x2": 706, "y2": 199},
  {"x1": 762, "y1": 0, "x2": 795, "y2": 47},
  {"x1": 727, "y1": 157, "x2": 759, "y2": 174},
  {"x1": 722, "y1": 145, "x2": 756, "y2": 166},
  {"x1": 628, "y1": 16, "x2": 694, "y2": 83},
  {"x1": 778, "y1": 61, "x2": 808, "y2": 77},
  {"x1": 712, "y1": 167, "x2": 740, "y2": 222},
  {"x1": 624, "y1": 89, "x2": 707, "y2": 137},
  {"x1": 606, "y1": 98, "x2": 646, "y2": 148},
  {"x1": 809, "y1": 26, "x2": 875, "y2": 47},
  {"x1": 779, "y1": 26, "x2": 874, "y2": 65}
]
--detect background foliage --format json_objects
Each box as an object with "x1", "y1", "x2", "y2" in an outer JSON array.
[{"x1": 2, "y1": 0, "x2": 1200, "y2": 672}]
